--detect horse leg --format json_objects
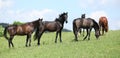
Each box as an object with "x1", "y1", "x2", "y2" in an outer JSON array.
[
  {"x1": 9, "y1": 36, "x2": 14, "y2": 48},
  {"x1": 28, "y1": 34, "x2": 31, "y2": 46},
  {"x1": 26, "y1": 35, "x2": 29, "y2": 47},
  {"x1": 73, "y1": 28, "x2": 78, "y2": 41},
  {"x1": 102, "y1": 27, "x2": 104, "y2": 35},
  {"x1": 88, "y1": 28, "x2": 92, "y2": 40},
  {"x1": 83, "y1": 29, "x2": 88, "y2": 40},
  {"x1": 8, "y1": 39, "x2": 11, "y2": 48},
  {"x1": 99, "y1": 25, "x2": 102, "y2": 35},
  {"x1": 79, "y1": 29, "x2": 81, "y2": 36},
  {"x1": 37, "y1": 32, "x2": 43, "y2": 45},
  {"x1": 59, "y1": 31, "x2": 62, "y2": 43},
  {"x1": 83, "y1": 29, "x2": 85, "y2": 37},
  {"x1": 74, "y1": 30, "x2": 78, "y2": 41},
  {"x1": 55, "y1": 32, "x2": 59, "y2": 43}
]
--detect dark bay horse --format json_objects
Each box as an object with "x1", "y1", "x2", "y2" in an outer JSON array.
[
  {"x1": 73, "y1": 18, "x2": 100, "y2": 41},
  {"x1": 34, "y1": 12, "x2": 68, "y2": 45},
  {"x1": 99, "y1": 16, "x2": 108, "y2": 35},
  {"x1": 4, "y1": 18, "x2": 43, "y2": 48}
]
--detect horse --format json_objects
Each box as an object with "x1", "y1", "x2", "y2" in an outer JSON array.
[
  {"x1": 34, "y1": 12, "x2": 68, "y2": 45},
  {"x1": 73, "y1": 18, "x2": 100, "y2": 41},
  {"x1": 99, "y1": 16, "x2": 108, "y2": 35},
  {"x1": 4, "y1": 18, "x2": 43, "y2": 48}
]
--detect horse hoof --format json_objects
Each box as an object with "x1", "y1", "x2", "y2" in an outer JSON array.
[
  {"x1": 75, "y1": 39, "x2": 78, "y2": 41},
  {"x1": 29, "y1": 45, "x2": 31, "y2": 47},
  {"x1": 60, "y1": 41, "x2": 62, "y2": 43},
  {"x1": 26, "y1": 45, "x2": 28, "y2": 47},
  {"x1": 55, "y1": 41, "x2": 57, "y2": 43},
  {"x1": 37, "y1": 43, "x2": 40, "y2": 46},
  {"x1": 83, "y1": 39, "x2": 85, "y2": 41}
]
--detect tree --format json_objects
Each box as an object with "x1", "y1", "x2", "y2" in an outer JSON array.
[
  {"x1": 0, "y1": 25, "x2": 4, "y2": 37},
  {"x1": 13, "y1": 21, "x2": 23, "y2": 25}
]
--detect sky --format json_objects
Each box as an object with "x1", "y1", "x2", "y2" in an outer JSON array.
[{"x1": 0, "y1": 0, "x2": 120, "y2": 30}]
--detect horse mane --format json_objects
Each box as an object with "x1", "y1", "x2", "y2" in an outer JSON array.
[
  {"x1": 55, "y1": 18, "x2": 60, "y2": 22},
  {"x1": 91, "y1": 19, "x2": 99, "y2": 29},
  {"x1": 59, "y1": 12, "x2": 67, "y2": 17}
]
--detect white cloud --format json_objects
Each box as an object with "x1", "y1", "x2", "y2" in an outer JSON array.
[
  {"x1": 88, "y1": 11, "x2": 108, "y2": 22},
  {"x1": 0, "y1": 0, "x2": 14, "y2": 9},
  {"x1": 88, "y1": 10, "x2": 120, "y2": 30},
  {"x1": 29, "y1": 9, "x2": 57, "y2": 19},
  {"x1": 101, "y1": 0, "x2": 108, "y2": 5},
  {"x1": 108, "y1": 18, "x2": 120, "y2": 30},
  {"x1": 79, "y1": 0, "x2": 119, "y2": 9},
  {"x1": 3, "y1": 9, "x2": 58, "y2": 23}
]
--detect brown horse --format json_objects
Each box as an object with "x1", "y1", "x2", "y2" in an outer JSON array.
[
  {"x1": 99, "y1": 16, "x2": 108, "y2": 35},
  {"x1": 4, "y1": 18, "x2": 43, "y2": 48},
  {"x1": 34, "y1": 12, "x2": 68, "y2": 45},
  {"x1": 73, "y1": 18, "x2": 100, "y2": 41}
]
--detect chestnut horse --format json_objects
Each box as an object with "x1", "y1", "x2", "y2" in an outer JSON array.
[
  {"x1": 99, "y1": 16, "x2": 108, "y2": 35},
  {"x1": 4, "y1": 18, "x2": 43, "y2": 48},
  {"x1": 34, "y1": 12, "x2": 68, "y2": 46}
]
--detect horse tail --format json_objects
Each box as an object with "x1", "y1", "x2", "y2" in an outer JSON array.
[
  {"x1": 106, "y1": 20, "x2": 108, "y2": 32},
  {"x1": 4, "y1": 27, "x2": 9, "y2": 40},
  {"x1": 34, "y1": 27, "x2": 39, "y2": 41},
  {"x1": 73, "y1": 19, "x2": 77, "y2": 34}
]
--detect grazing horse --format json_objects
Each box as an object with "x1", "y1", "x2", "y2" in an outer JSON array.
[
  {"x1": 73, "y1": 18, "x2": 100, "y2": 41},
  {"x1": 34, "y1": 12, "x2": 68, "y2": 45},
  {"x1": 99, "y1": 16, "x2": 108, "y2": 35},
  {"x1": 4, "y1": 18, "x2": 43, "y2": 48}
]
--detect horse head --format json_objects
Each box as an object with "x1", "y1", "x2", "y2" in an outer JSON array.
[
  {"x1": 38, "y1": 18, "x2": 43, "y2": 27},
  {"x1": 81, "y1": 14, "x2": 85, "y2": 18},
  {"x1": 95, "y1": 29, "x2": 100, "y2": 39},
  {"x1": 59, "y1": 12, "x2": 68, "y2": 23}
]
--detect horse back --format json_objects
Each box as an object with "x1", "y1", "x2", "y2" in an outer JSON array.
[
  {"x1": 73, "y1": 18, "x2": 82, "y2": 28},
  {"x1": 73, "y1": 18, "x2": 95, "y2": 29},
  {"x1": 16, "y1": 23, "x2": 34, "y2": 35},
  {"x1": 99, "y1": 17, "x2": 108, "y2": 26},
  {"x1": 82, "y1": 18, "x2": 94, "y2": 27}
]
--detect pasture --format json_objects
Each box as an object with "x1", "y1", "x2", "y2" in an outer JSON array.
[{"x1": 0, "y1": 30, "x2": 120, "y2": 58}]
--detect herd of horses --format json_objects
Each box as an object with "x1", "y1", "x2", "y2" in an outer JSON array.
[{"x1": 3, "y1": 12, "x2": 108, "y2": 48}]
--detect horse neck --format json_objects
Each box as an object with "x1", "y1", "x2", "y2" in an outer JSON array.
[
  {"x1": 32, "y1": 21, "x2": 39, "y2": 28},
  {"x1": 93, "y1": 22, "x2": 99, "y2": 32},
  {"x1": 59, "y1": 17, "x2": 65, "y2": 26}
]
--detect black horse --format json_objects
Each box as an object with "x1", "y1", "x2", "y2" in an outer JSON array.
[
  {"x1": 4, "y1": 18, "x2": 43, "y2": 48},
  {"x1": 34, "y1": 12, "x2": 68, "y2": 45},
  {"x1": 73, "y1": 17, "x2": 100, "y2": 41}
]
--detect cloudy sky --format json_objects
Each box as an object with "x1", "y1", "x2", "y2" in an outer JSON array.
[{"x1": 0, "y1": 0, "x2": 120, "y2": 30}]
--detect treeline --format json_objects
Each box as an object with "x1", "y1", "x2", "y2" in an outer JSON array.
[
  {"x1": 0, "y1": 21, "x2": 23, "y2": 37},
  {"x1": 0, "y1": 21, "x2": 71, "y2": 37}
]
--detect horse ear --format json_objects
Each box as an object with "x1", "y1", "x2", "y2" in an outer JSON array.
[
  {"x1": 40, "y1": 18, "x2": 43, "y2": 21},
  {"x1": 66, "y1": 12, "x2": 68, "y2": 14},
  {"x1": 41, "y1": 18, "x2": 43, "y2": 21},
  {"x1": 38, "y1": 18, "x2": 40, "y2": 20}
]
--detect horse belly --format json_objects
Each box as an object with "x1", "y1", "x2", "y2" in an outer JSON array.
[{"x1": 45, "y1": 23, "x2": 58, "y2": 32}]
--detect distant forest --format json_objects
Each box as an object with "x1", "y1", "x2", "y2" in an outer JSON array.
[{"x1": 0, "y1": 22, "x2": 72, "y2": 32}]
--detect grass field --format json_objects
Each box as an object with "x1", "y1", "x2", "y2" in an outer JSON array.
[{"x1": 0, "y1": 30, "x2": 120, "y2": 58}]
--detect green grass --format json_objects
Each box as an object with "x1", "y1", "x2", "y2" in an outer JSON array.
[{"x1": 0, "y1": 30, "x2": 120, "y2": 58}]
